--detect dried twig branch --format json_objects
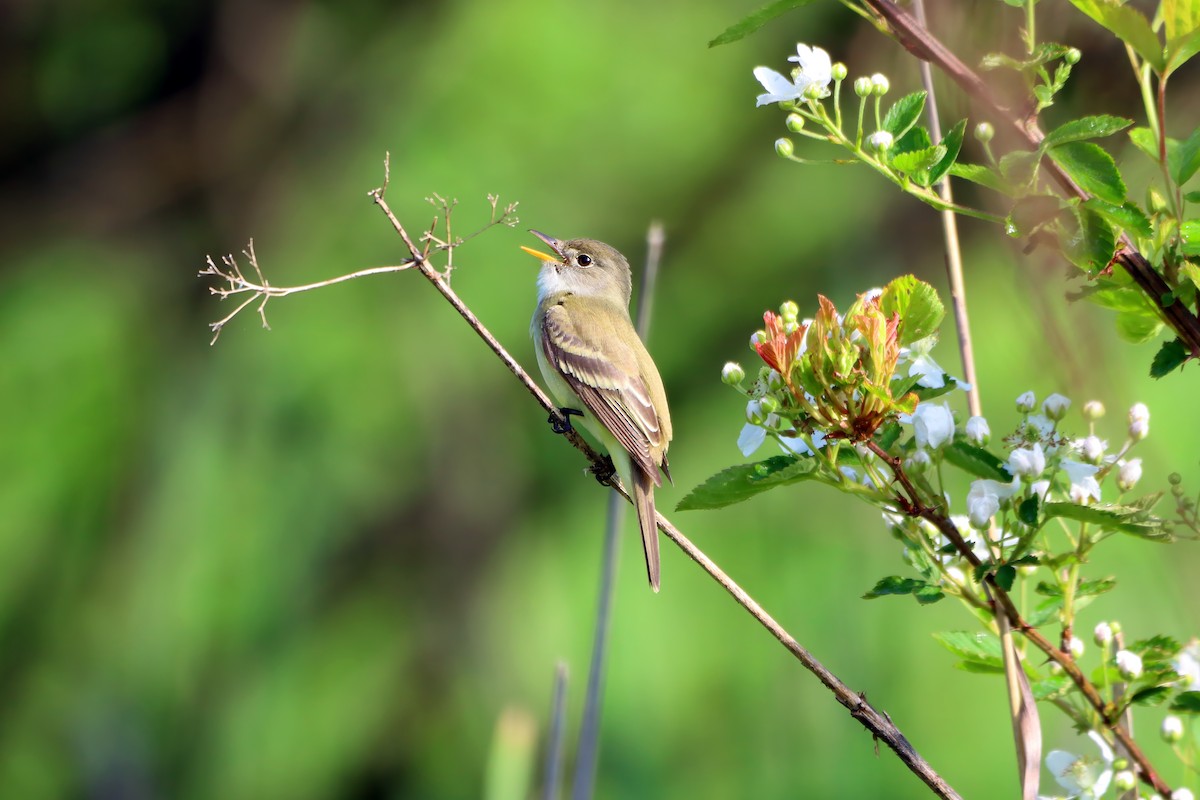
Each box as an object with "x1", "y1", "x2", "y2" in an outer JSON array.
[
  {"x1": 861, "y1": 0, "x2": 1200, "y2": 359},
  {"x1": 366, "y1": 160, "x2": 962, "y2": 800}
]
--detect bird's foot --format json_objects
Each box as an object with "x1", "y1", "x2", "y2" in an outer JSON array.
[
  {"x1": 590, "y1": 456, "x2": 617, "y2": 485},
  {"x1": 549, "y1": 407, "x2": 583, "y2": 435}
]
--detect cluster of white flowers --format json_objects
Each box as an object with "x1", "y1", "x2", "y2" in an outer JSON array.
[{"x1": 753, "y1": 44, "x2": 835, "y2": 106}]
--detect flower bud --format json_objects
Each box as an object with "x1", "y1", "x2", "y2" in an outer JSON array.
[
  {"x1": 722, "y1": 362, "x2": 746, "y2": 386},
  {"x1": 965, "y1": 416, "x2": 990, "y2": 446},
  {"x1": 1129, "y1": 402, "x2": 1150, "y2": 440},
  {"x1": 1064, "y1": 47, "x2": 1082, "y2": 65},
  {"x1": 746, "y1": 399, "x2": 767, "y2": 425},
  {"x1": 775, "y1": 137, "x2": 795, "y2": 158},
  {"x1": 1080, "y1": 435, "x2": 1105, "y2": 464},
  {"x1": 853, "y1": 77, "x2": 873, "y2": 97},
  {"x1": 1069, "y1": 636, "x2": 1085, "y2": 659},
  {"x1": 751, "y1": 330, "x2": 767, "y2": 349},
  {"x1": 1161, "y1": 715, "x2": 1184, "y2": 743},
  {"x1": 1042, "y1": 393, "x2": 1071, "y2": 421},
  {"x1": 1082, "y1": 400, "x2": 1105, "y2": 421},
  {"x1": 759, "y1": 394, "x2": 780, "y2": 416},
  {"x1": 1174, "y1": 789, "x2": 1196, "y2": 800},
  {"x1": 870, "y1": 73, "x2": 890, "y2": 95},
  {"x1": 868, "y1": 130, "x2": 894, "y2": 152},
  {"x1": 780, "y1": 300, "x2": 800, "y2": 321},
  {"x1": 907, "y1": 449, "x2": 932, "y2": 471},
  {"x1": 974, "y1": 122, "x2": 994, "y2": 143},
  {"x1": 803, "y1": 82, "x2": 824, "y2": 100},
  {"x1": 1094, "y1": 621, "x2": 1113, "y2": 646},
  {"x1": 831, "y1": 62, "x2": 847, "y2": 81},
  {"x1": 1016, "y1": 391, "x2": 1036, "y2": 413},
  {"x1": 1117, "y1": 458, "x2": 1143, "y2": 492},
  {"x1": 1116, "y1": 649, "x2": 1143, "y2": 679},
  {"x1": 785, "y1": 113, "x2": 806, "y2": 133},
  {"x1": 1148, "y1": 187, "x2": 1170, "y2": 214},
  {"x1": 1113, "y1": 770, "x2": 1136, "y2": 792},
  {"x1": 766, "y1": 369, "x2": 784, "y2": 392}
]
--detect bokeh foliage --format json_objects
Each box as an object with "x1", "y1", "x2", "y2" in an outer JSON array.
[{"x1": 1, "y1": 1, "x2": 1198, "y2": 798}]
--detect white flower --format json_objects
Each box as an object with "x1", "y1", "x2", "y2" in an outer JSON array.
[
  {"x1": 1008, "y1": 443, "x2": 1046, "y2": 478},
  {"x1": 1016, "y1": 391, "x2": 1036, "y2": 413},
  {"x1": 867, "y1": 130, "x2": 894, "y2": 151},
  {"x1": 1069, "y1": 636, "x2": 1085, "y2": 659},
  {"x1": 900, "y1": 335, "x2": 946, "y2": 388},
  {"x1": 1161, "y1": 715, "x2": 1184, "y2": 743},
  {"x1": 911, "y1": 402, "x2": 954, "y2": 449},
  {"x1": 1113, "y1": 770, "x2": 1136, "y2": 792},
  {"x1": 754, "y1": 67, "x2": 804, "y2": 106},
  {"x1": 1174, "y1": 790, "x2": 1195, "y2": 800},
  {"x1": 1173, "y1": 640, "x2": 1200, "y2": 690},
  {"x1": 1083, "y1": 400, "x2": 1105, "y2": 421},
  {"x1": 1094, "y1": 622, "x2": 1113, "y2": 647},
  {"x1": 1079, "y1": 435, "x2": 1106, "y2": 464},
  {"x1": 745, "y1": 399, "x2": 766, "y2": 425},
  {"x1": 1116, "y1": 649, "x2": 1143, "y2": 679},
  {"x1": 908, "y1": 449, "x2": 932, "y2": 470},
  {"x1": 965, "y1": 416, "x2": 990, "y2": 445},
  {"x1": 738, "y1": 423, "x2": 767, "y2": 456},
  {"x1": 1116, "y1": 458, "x2": 1142, "y2": 492},
  {"x1": 779, "y1": 430, "x2": 826, "y2": 456},
  {"x1": 1045, "y1": 730, "x2": 1114, "y2": 799},
  {"x1": 967, "y1": 478, "x2": 1020, "y2": 529},
  {"x1": 1031, "y1": 480, "x2": 1051, "y2": 500},
  {"x1": 1129, "y1": 402, "x2": 1150, "y2": 440},
  {"x1": 1043, "y1": 393, "x2": 1071, "y2": 421},
  {"x1": 787, "y1": 44, "x2": 833, "y2": 96},
  {"x1": 1062, "y1": 459, "x2": 1101, "y2": 504}
]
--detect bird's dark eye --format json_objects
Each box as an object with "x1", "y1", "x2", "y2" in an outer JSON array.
[{"x1": 577, "y1": 254, "x2": 593, "y2": 266}]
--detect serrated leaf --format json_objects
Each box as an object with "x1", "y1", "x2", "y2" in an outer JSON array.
[
  {"x1": 1042, "y1": 501, "x2": 1171, "y2": 538},
  {"x1": 891, "y1": 145, "x2": 948, "y2": 177},
  {"x1": 677, "y1": 455, "x2": 817, "y2": 511},
  {"x1": 949, "y1": 162, "x2": 1007, "y2": 192},
  {"x1": 1062, "y1": 205, "x2": 1117, "y2": 272},
  {"x1": 1182, "y1": 219, "x2": 1200, "y2": 256},
  {"x1": 708, "y1": 0, "x2": 818, "y2": 46},
  {"x1": 1173, "y1": 127, "x2": 1200, "y2": 183},
  {"x1": 1045, "y1": 115, "x2": 1134, "y2": 147},
  {"x1": 1116, "y1": 309, "x2": 1164, "y2": 343},
  {"x1": 863, "y1": 575, "x2": 926, "y2": 599},
  {"x1": 882, "y1": 92, "x2": 927, "y2": 140},
  {"x1": 994, "y1": 564, "x2": 1016, "y2": 591},
  {"x1": 1034, "y1": 577, "x2": 1116, "y2": 597},
  {"x1": 880, "y1": 275, "x2": 945, "y2": 345},
  {"x1": 1129, "y1": 685, "x2": 1173, "y2": 706},
  {"x1": 914, "y1": 584, "x2": 946, "y2": 604},
  {"x1": 1032, "y1": 674, "x2": 1072, "y2": 701},
  {"x1": 932, "y1": 631, "x2": 1003, "y2": 668},
  {"x1": 1151, "y1": 338, "x2": 1189, "y2": 378},
  {"x1": 928, "y1": 119, "x2": 967, "y2": 186},
  {"x1": 1049, "y1": 141, "x2": 1127, "y2": 204},
  {"x1": 1171, "y1": 690, "x2": 1200, "y2": 713},
  {"x1": 1068, "y1": 0, "x2": 1165, "y2": 72},
  {"x1": 943, "y1": 439, "x2": 1012, "y2": 481},
  {"x1": 1018, "y1": 495, "x2": 1040, "y2": 525},
  {"x1": 1131, "y1": 634, "x2": 1183, "y2": 661},
  {"x1": 1083, "y1": 199, "x2": 1153, "y2": 240}
]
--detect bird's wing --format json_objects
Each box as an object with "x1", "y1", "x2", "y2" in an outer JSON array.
[{"x1": 541, "y1": 298, "x2": 667, "y2": 484}]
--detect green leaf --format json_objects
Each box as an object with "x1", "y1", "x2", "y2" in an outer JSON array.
[
  {"x1": 891, "y1": 145, "x2": 948, "y2": 179},
  {"x1": 1026, "y1": 596, "x2": 1064, "y2": 628},
  {"x1": 1166, "y1": 0, "x2": 1200, "y2": 40},
  {"x1": 1067, "y1": 0, "x2": 1165, "y2": 73},
  {"x1": 1188, "y1": 190, "x2": 1200, "y2": 203},
  {"x1": 1171, "y1": 690, "x2": 1200, "y2": 713},
  {"x1": 928, "y1": 119, "x2": 967, "y2": 186},
  {"x1": 912, "y1": 381, "x2": 960, "y2": 402},
  {"x1": 880, "y1": 275, "x2": 945, "y2": 345},
  {"x1": 1042, "y1": 501, "x2": 1171, "y2": 539},
  {"x1": 1044, "y1": 115, "x2": 1133, "y2": 147},
  {"x1": 1130, "y1": 634, "x2": 1183, "y2": 661},
  {"x1": 1034, "y1": 577, "x2": 1116, "y2": 597},
  {"x1": 948, "y1": 162, "x2": 1006, "y2": 192},
  {"x1": 677, "y1": 455, "x2": 817, "y2": 511},
  {"x1": 994, "y1": 564, "x2": 1016, "y2": 591},
  {"x1": 1150, "y1": 338, "x2": 1189, "y2": 378},
  {"x1": 1061, "y1": 205, "x2": 1117, "y2": 272},
  {"x1": 1049, "y1": 141, "x2": 1127, "y2": 204},
  {"x1": 1032, "y1": 674, "x2": 1072, "y2": 701},
  {"x1": 932, "y1": 631, "x2": 1003, "y2": 669},
  {"x1": 875, "y1": 420, "x2": 903, "y2": 451},
  {"x1": 999, "y1": 150, "x2": 1040, "y2": 186},
  {"x1": 1173, "y1": 126, "x2": 1200, "y2": 184},
  {"x1": 882, "y1": 92, "x2": 928, "y2": 140},
  {"x1": 863, "y1": 575, "x2": 926, "y2": 598},
  {"x1": 1167, "y1": 27, "x2": 1200, "y2": 75},
  {"x1": 914, "y1": 584, "x2": 945, "y2": 605},
  {"x1": 1181, "y1": 219, "x2": 1200, "y2": 256},
  {"x1": 1018, "y1": 495, "x2": 1040, "y2": 526},
  {"x1": 708, "y1": 0, "x2": 819, "y2": 46},
  {"x1": 943, "y1": 439, "x2": 1011, "y2": 481},
  {"x1": 1116, "y1": 309, "x2": 1164, "y2": 343},
  {"x1": 1083, "y1": 199, "x2": 1153, "y2": 240},
  {"x1": 1007, "y1": 194, "x2": 1063, "y2": 238},
  {"x1": 1129, "y1": 685, "x2": 1173, "y2": 706},
  {"x1": 1128, "y1": 126, "x2": 1160, "y2": 160}
]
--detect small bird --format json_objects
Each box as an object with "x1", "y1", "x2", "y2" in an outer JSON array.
[{"x1": 522, "y1": 231, "x2": 673, "y2": 591}]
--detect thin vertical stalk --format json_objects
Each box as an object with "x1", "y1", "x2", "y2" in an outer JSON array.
[{"x1": 543, "y1": 663, "x2": 569, "y2": 800}]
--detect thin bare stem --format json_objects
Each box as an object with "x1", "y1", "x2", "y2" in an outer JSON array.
[
  {"x1": 368, "y1": 166, "x2": 962, "y2": 800},
  {"x1": 543, "y1": 662, "x2": 569, "y2": 800},
  {"x1": 571, "y1": 222, "x2": 665, "y2": 800}
]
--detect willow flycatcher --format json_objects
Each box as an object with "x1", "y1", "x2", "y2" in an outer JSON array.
[{"x1": 522, "y1": 230, "x2": 673, "y2": 592}]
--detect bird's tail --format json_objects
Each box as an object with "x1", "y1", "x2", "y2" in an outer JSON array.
[{"x1": 633, "y1": 468, "x2": 661, "y2": 592}]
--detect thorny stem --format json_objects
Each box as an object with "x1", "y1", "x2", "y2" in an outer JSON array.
[
  {"x1": 864, "y1": 440, "x2": 1172, "y2": 796},
  {"x1": 366, "y1": 160, "x2": 963, "y2": 800},
  {"x1": 861, "y1": 0, "x2": 1200, "y2": 360}
]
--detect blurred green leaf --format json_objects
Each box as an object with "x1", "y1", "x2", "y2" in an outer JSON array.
[
  {"x1": 676, "y1": 455, "x2": 817, "y2": 511},
  {"x1": 1062, "y1": 205, "x2": 1117, "y2": 272},
  {"x1": 882, "y1": 92, "x2": 928, "y2": 140},
  {"x1": 1171, "y1": 690, "x2": 1200, "y2": 713},
  {"x1": 1129, "y1": 685, "x2": 1173, "y2": 706},
  {"x1": 1181, "y1": 219, "x2": 1200, "y2": 256},
  {"x1": 1007, "y1": 194, "x2": 1063, "y2": 237},
  {"x1": 1034, "y1": 577, "x2": 1116, "y2": 597},
  {"x1": 1068, "y1": 0, "x2": 1165, "y2": 72},
  {"x1": 1165, "y1": 0, "x2": 1200, "y2": 40},
  {"x1": 1018, "y1": 495, "x2": 1040, "y2": 526},
  {"x1": 932, "y1": 631, "x2": 1003, "y2": 669},
  {"x1": 1083, "y1": 199, "x2": 1152, "y2": 240},
  {"x1": 863, "y1": 575, "x2": 926, "y2": 599},
  {"x1": 1042, "y1": 502, "x2": 1171, "y2": 539},
  {"x1": 928, "y1": 119, "x2": 967, "y2": 186},
  {"x1": 1049, "y1": 142, "x2": 1127, "y2": 204},
  {"x1": 1116, "y1": 309, "x2": 1164, "y2": 343},
  {"x1": 891, "y1": 145, "x2": 947, "y2": 178},
  {"x1": 949, "y1": 162, "x2": 1007, "y2": 192},
  {"x1": 880, "y1": 275, "x2": 945, "y2": 344},
  {"x1": 708, "y1": 0, "x2": 818, "y2": 46},
  {"x1": 1044, "y1": 115, "x2": 1133, "y2": 147},
  {"x1": 1150, "y1": 338, "x2": 1190, "y2": 378},
  {"x1": 1173, "y1": 127, "x2": 1200, "y2": 183},
  {"x1": 944, "y1": 439, "x2": 1011, "y2": 481}
]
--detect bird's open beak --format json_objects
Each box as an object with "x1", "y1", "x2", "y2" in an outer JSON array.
[{"x1": 521, "y1": 230, "x2": 564, "y2": 264}]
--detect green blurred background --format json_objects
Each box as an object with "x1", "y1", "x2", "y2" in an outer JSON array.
[{"x1": 2, "y1": 1, "x2": 1198, "y2": 797}]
